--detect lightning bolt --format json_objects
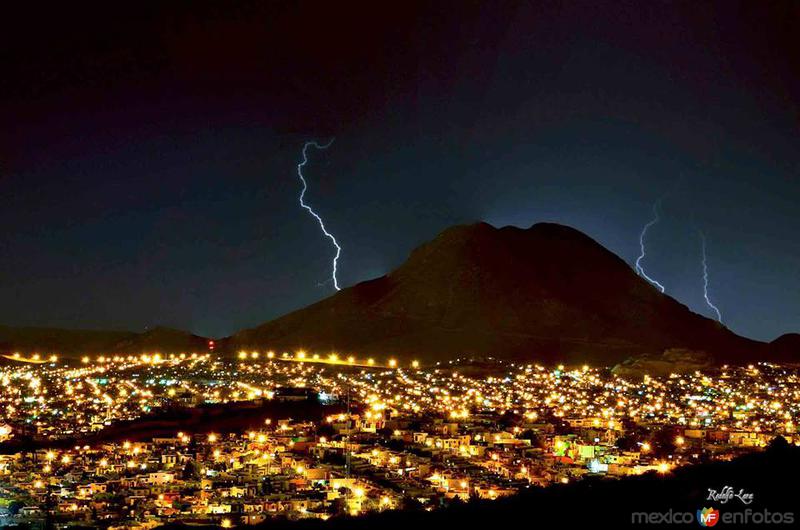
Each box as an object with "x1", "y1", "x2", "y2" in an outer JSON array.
[
  {"x1": 296, "y1": 139, "x2": 341, "y2": 291},
  {"x1": 699, "y1": 232, "x2": 723, "y2": 323},
  {"x1": 635, "y1": 199, "x2": 666, "y2": 293}
]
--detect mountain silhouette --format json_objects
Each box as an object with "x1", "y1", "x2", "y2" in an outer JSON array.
[
  {"x1": 767, "y1": 333, "x2": 800, "y2": 359},
  {"x1": 0, "y1": 325, "x2": 207, "y2": 358},
  {"x1": 231, "y1": 222, "x2": 764, "y2": 364}
]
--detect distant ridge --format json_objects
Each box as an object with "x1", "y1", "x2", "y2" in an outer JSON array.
[
  {"x1": 229, "y1": 222, "x2": 769, "y2": 365},
  {"x1": 0, "y1": 325, "x2": 208, "y2": 358}
]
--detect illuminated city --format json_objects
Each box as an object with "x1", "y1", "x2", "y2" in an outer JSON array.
[
  {"x1": 0, "y1": 352, "x2": 797, "y2": 526},
  {"x1": 2, "y1": 2, "x2": 799, "y2": 528}
]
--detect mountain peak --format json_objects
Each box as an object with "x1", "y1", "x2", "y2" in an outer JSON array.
[{"x1": 431, "y1": 220, "x2": 600, "y2": 241}]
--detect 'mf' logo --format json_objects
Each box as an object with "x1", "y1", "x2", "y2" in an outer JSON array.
[{"x1": 697, "y1": 507, "x2": 720, "y2": 527}]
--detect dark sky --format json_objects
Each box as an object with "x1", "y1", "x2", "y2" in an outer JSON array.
[{"x1": 1, "y1": 1, "x2": 798, "y2": 341}]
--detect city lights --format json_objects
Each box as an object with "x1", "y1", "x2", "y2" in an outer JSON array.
[{"x1": 0, "y1": 353, "x2": 795, "y2": 526}]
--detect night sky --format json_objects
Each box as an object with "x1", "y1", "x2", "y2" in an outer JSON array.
[{"x1": 1, "y1": 2, "x2": 798, "y2": 341}]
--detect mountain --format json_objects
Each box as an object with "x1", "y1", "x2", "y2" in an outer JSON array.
[
  {"x1": 0, "y1": 326, "x2": 130, "y2": 356},
  {"x1": 0, "y1": 325, "x2": 209, "y2": 359},
  {"x1": 767, "y1": 333, "x2": 800, "y2": 360},
  {"x1": 106, "y1": 326, "x2": 211, "y2": 354},
  {"x1": 230, "y1": 222, "x2": 764, "y2": 365}
]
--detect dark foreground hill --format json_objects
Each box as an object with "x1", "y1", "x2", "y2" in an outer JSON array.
[{"x1": 230, "y1": 222, "x2": 765, "y2": 365}]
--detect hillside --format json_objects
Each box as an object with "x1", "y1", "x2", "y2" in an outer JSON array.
[
  {"x1": 0, "y1": 325, "x2": 130, "y2": 356},
  {"x1": 0, "y1": 325, "x2": 208, "y2": 359},
  {"x1": 108, "y1": 326, "x2": 211, "y2": 354},
  {"x1": 767, "y1": 333, "x2": 800, "y2": 360},
  {"x1": 230, "y1": 222, "x2": 763, "y2": 365}
]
